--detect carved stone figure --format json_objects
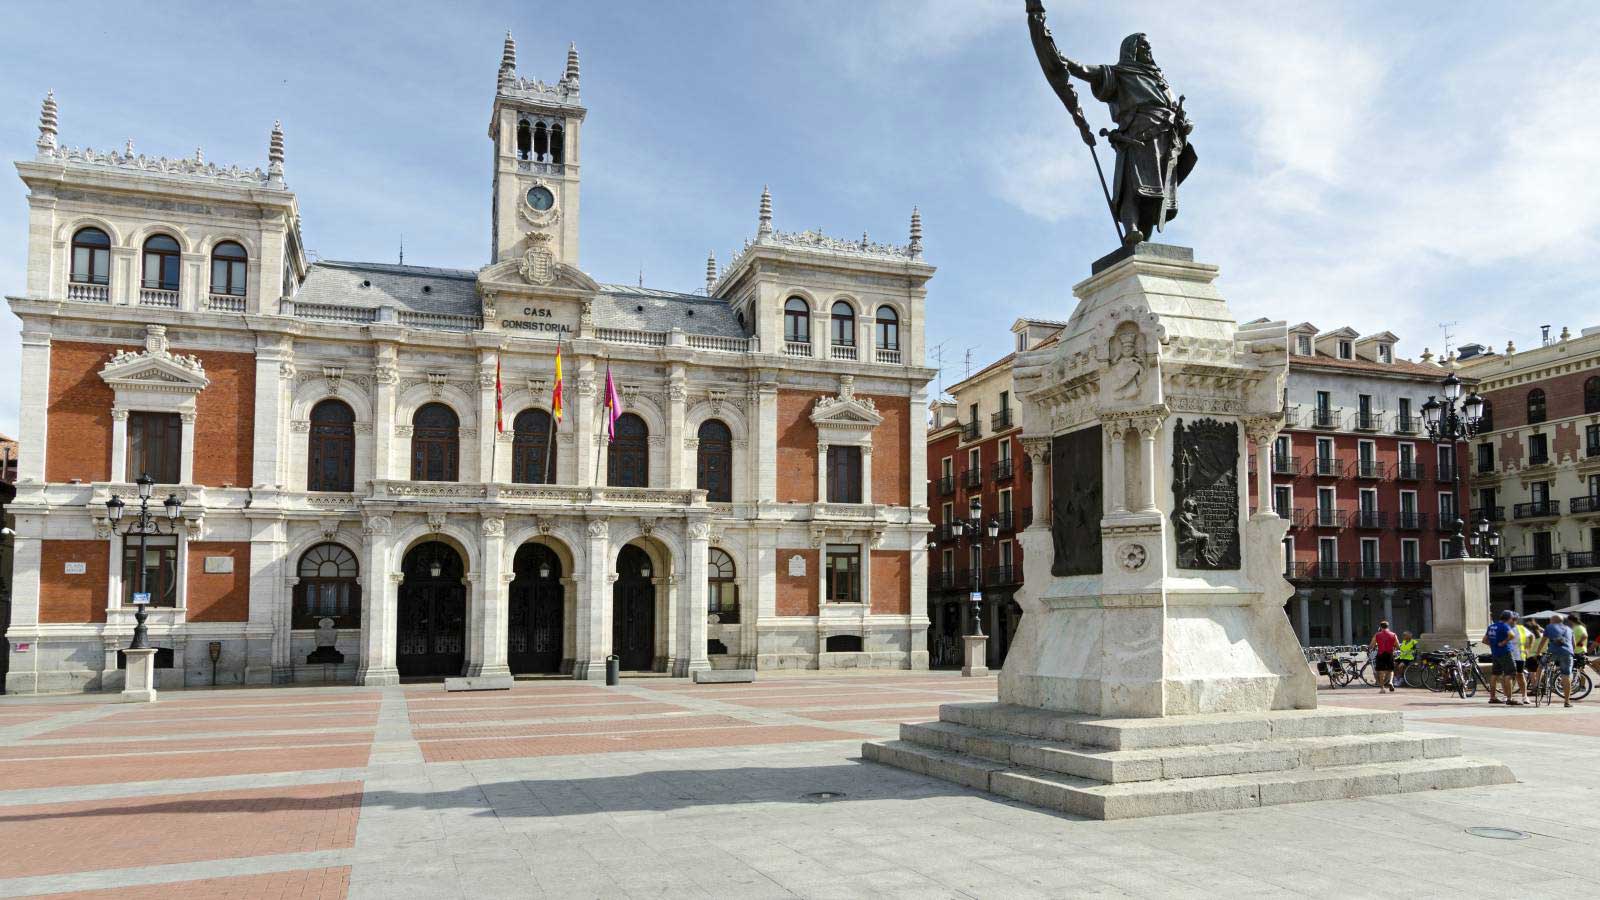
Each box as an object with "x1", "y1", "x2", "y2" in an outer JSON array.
[
  {"x1": 1106, "y1": 325, "x2": 1144, "y2": 401},
  {"x1": 1026, "y1": 0, "x2": 1197, "y2": 245}
]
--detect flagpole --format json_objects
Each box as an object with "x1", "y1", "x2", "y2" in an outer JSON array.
[{"x1": 543, "y1": 337, "x2": 559, "y2": 484}]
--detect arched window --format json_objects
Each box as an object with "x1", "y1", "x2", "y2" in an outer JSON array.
[
  {"x1": 784, "y1": 297, "x2": 810, "y2": 344},
  {"x1": 1527, "y1": 388, "x2": 1547, "y2": 425},
  {"x1": 141, "y1": 234, "x2": 181, "y2": 292},
  {"x1": 210, "y1": 241, "x2": 248, "y2": 297},
  {"x1": 696, "y1": 419, "x2": 733, "y2": 502},
  {"x1": 708, "y1": 547, "x2": 739, "y2": 624},
  {"x1": 831, "y1": 301, "x2": 856, "y2": 347},
  {"x1": 70, "y1": 227, "x2": 111, "y2": 285},
  {"x1": 875, "y1": 305, "x2": 900, "y2": 351},
  {"x1": 550, "y1": 123, "x2": 565, "y2": 164},
  {"x1": 295, "y1": 543, "x2": 360, "y2": 629},
  {"x1": 307, "y1": 399, "x2": 355, "y2": 492},
  {"x1": 411, "y1": 403, "x2": 460, "y2": 481},
  {"x1": 512, "y1": 408, "x2": 555, "y2": 484},
  {"x1": 533, "y1": 121, "x2": 549, "y2": 161},
  {"x1": 607, "y1": 413, "x2": 649, "y2": 487},
  {"x1": 1586, "y1": 377, "x2": 1600, "y2": 414},
  {"x1": 516, "y1": 118, "x2": 532, "y2": 160}
]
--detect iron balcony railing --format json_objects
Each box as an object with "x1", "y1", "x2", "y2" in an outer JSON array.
[
  {"x1": 1508, "y1": 554, "x2": 1561, "y2": 572},
  {"x1": 1272, "y1": 454, "x2": 1299, "y2": 475},
  {"x1": 963, "y1": 467, "x2": 983, "y2": 489},
  {"x1": 1527, "y1": 452, "x2": 1551, "y2": 466},
  {"x1": 961, "y1": 421, "x2": 981, "y2": 442},
  {"x1": 1282, "y1": 408, "x2": 1300, "y2": 427},
  {"x1": 1310, "y1": 456, "x2": 1345, "y2": 477},
  {"x1": 1395, "y1": 415, "x2": 1420, "y2": 435},
  {"x1": 1572, "y1": 495, "x2": 1600, "y2": 515},
  {"x1": 1296, "y1": 507, "x2": 1346, "y2": 528},
  {"x1": 1478, "y1": 458, "x2": 1497, "y2": 474},
  {"x1": 1396, "y1": 511, "x2": 1428, "y2": 530},
  {"x1": 935, "y1": 475, "x2": 955, "y2": 497},
  {"x1": 991, "y1": 459, "x2": 1015, "y2": 482},
  {"x1": 934, "y1": 522, "x2": 960, "y2": 542},
  {"x1": 1354, "y1": 509, "x2": 1387, "y2": 529},
  {"x1": 1514, "y1": 500, "x2": 1560, "y2": 519},
  {"x1": 1470, "y1": 506, "x2": 1505, "y2": 522},
  {"x1": 933, "y1": 569, "x2": 957, "y2": 591},
  {"x1": 990, "y1": 408, "x2": 1014, "y2": 431},
  {"x1": 1355, "y1": 459, "x2": 1387, "y2": 479},
  {"x1": 986, "y1": 565, "x2": 1021, "y2": 586},
  {"x1": 1021, "y1": 506, "x2": 1034, "y2": 529},
  {"x1": 1436, "y1": 463, "x2": 1458, "y2": 483},
  {"x1": 1587, "y1": 444, "x2": 1600, "y2": 458},
  {"x1": 1568, "y1": 551, "x2": 1598, "y2": 569},
  {"x1": 1397, "y1": 561, "x2": 1426, "y2": 580},
  {"x1": 953, "y1": 568, "x2": 983, "y2": 590},
  {"x1": 1292, "y1": 560, "x2": 1349, "y2": 581},
  {"x1": 995, "y1": 509, "x2": 1015, "y2": 532},
  {"x1": 1396, "y1": 460, "x2": 1424, "y2": 480},
  {"x1": 1355, "y1": 561, "x2": 1391, "y2": 581},
  {"x1": 1311, "y1": 408, "x2": 1340, "y2": 429},
  {"x1": 1354, "y1": 411, "x2": 1383, "y2": 432}
]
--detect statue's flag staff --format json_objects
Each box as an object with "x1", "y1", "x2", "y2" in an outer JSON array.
[{"x1": 1026, "y1": 0, "x2": 1122, "y2": 244}]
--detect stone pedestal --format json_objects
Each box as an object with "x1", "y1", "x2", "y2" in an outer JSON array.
[
  {"x1": 961, "y1": 635, "x2": 989, "y2": 677},
  {"x1": 121, "y1": 648, "x2": 158, "y2": 703},
  {"x1": 864, "y1": 244, "x2": 1511, "y2": 818},
  {"x1": 1421, "y1": 557, "x2": 1492, "y2": 652}
]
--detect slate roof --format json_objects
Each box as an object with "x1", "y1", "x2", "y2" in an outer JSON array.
[{"x1": 295, "y1": 261, "x2": 745, "y2": 337}]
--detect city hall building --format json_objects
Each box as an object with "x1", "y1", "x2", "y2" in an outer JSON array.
[{"x1": 2, "y1": 36, "x2": 936, "y2": 693}]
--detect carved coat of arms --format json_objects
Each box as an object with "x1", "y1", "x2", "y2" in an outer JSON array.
[{"x1": 518, "y1": 234, "x2": 556, "y2": 286}]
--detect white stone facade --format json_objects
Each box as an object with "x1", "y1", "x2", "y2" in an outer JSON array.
[{"x1": 3, "y1": 38, "x2": 936, "y2": 693}]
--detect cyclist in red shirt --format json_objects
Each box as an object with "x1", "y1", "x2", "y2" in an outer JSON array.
[{"x1": 1370, "y1": 620, "x2": 1400, "y2": 693}]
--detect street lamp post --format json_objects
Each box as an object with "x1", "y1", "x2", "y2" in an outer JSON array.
[
  {"x1": 1421, "y1": 372, "x2": 1485, "y2": 559},
  {"x1": 105, "y1": 473, "x2": 183, "y2": 651},
  {"x1": 928, "y1": 494, "x2": 1000, "y2": 675}
]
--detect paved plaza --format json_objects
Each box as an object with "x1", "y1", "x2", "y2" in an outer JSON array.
[{"x1": 0, "y1": 672, "x2": 1592, "y2": 898}]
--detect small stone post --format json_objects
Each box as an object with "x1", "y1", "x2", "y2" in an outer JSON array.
[{"x1": 122, "y1": 647, "x2": 158, "y2": 703}]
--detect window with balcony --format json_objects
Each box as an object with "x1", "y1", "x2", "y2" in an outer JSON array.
[
  {"x1": 607, "y1": 413, "x2": 649, "y2": 488},
  {"x1": 1477, "y1": 442, "x2": 1494, "y2": 474},
  {"x1": 1273, "y1": 485, "x2": 1291, "y2": 516},
  {"x1": 1528, "y1": 432, "x2": 1549, "y2": 465},
  {"x1": 1436, "y1": 443, "x2": 1456, "y2": 481},
  {"x1": 127, "y1": 410, "x2": 182, "y2": 485},
  {"x1": 71, "y1": 227, "x2": 111, "y2": 286},
  {"x1": 122, "y1": 534, "x2": 178, "y2": 608},
  {"x1": 1356, "y1": 395, "x2": 1377, "y2": 430},
  {"x1": 1397, "y1": 398, "x2": 1415, "y2": 433},
  {"x1": 511, "y1": 408, "x2": 555, "y2": 485},
  {"x1": 830, "y1": 301, "x2": 856, "y2": 347},
  {"x1": 783, "y1": 297, "x2": 811, "y2": 345},
  {"x1": 1357, "y1": 440, "x2": 1381, "y2": 478},
  {"x1": 1314, "y1": 391, "x2": 1334, "y2": 428},
  {"x1": 141, "y1": 234, "x2": 181, "y2": 292},
  {"x1": 1527, "y1": 388, "x2": 1546, "y2": 424},
  {"x1": 827, "y1": 445, "x2": 862, "y2": 503},
  {"x1": 874, "y1": 305, "x2": 899, "y2": 351},
  {"x1": 1588, "y1": 424, "x2": 1600, "y2": 457},
  {"x1": 210, "y1": 241, "x2": 247, "y2": 297},
  {"x1": 1438, "y1": 492, "x2": 1456, "y2": 524}
]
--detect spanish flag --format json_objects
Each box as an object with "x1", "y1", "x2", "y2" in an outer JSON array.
[{"x1": 551, "y1": 344, "x2": 564, "y2": 423}]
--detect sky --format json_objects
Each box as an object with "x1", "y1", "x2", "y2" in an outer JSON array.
[{"x1": 2, "y1": 0, "x2": 1599, "y2": 436}]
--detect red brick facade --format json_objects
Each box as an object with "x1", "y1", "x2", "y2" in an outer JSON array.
[
  {"x1": 870, "y1": 549, "x2": 909, "y2": 615},
  {"x1": 39, "y1": 540, "x2": 109, "y2": 624},
  {"x1": 185, "y1": 542, "x2": 251, "y2": 622},
  {"x1": 775, "y1": 391, "x2": 818, "y2": 504},
  {"x1": 1481, "y1": 367, "x2": 1600, "y2": 431},
  {"x1": 776, "y1": 548, "x2": 819, "y2": 616},
  {"x1": 865, "y1": 394, "x2": 910, "y2": 507},
  {"x1": 191, "y1": 351, "x2": 256, "y2": 488}
]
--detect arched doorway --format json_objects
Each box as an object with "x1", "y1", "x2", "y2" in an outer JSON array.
[
  {"x1": 509, "y1": 543, "x2": 564, "y2": 674},
  {"x1": 396, "y1": 541, "x2": 466, "y2": 678},
  {"x1": 613, "y1": 544, "x2": 656, "y2": 671}
]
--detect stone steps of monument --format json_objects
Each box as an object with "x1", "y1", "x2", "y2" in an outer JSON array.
[
  {"x1": 936, "y1": 702, "x2": 1404, "y2": 750},
  {"x1": 861, "y1": 739, "x2": 1514, "y2": 821},
  {"x1": 899, "y1": 719, "x2": 1460, "y2": 783}
]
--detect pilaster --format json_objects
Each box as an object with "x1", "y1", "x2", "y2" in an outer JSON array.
[
  {"x1": 575, "y1": 518, "x2": 609, "y2": 678},
  {"x1": 357, "y1": 515, "x2": 398, "y2": 685},
  {"x1": 466, "y1": 516, "x2": 511, "y2": 678},
  {"x1": 17, "y1": 329, "x2": 50, "y2": 482}
]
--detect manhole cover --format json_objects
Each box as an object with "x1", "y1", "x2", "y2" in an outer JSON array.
[
  {"x1": 802, "y1": 791, "x2": 846, "y2": 802},
  {"x1": 1465, "y1": 827, "x2": 1530, "y2": 840}
]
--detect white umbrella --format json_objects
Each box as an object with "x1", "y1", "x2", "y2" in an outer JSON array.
[
  {"x1": 1557, "y1": 598, "x2": 1600, "y2": 615},
  {"x1": 1521, "y1": 609, "x2": 1560, "y2": 621}
]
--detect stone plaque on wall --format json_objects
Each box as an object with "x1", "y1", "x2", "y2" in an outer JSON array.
[
  {"x1": 1171, "y1": 417, "x2": 1241, "y2": 570},
  {"x1": 788, "y1": 554, "x2": 807, "y2": 577},
  {"x1": 1051, "y1": 425, "x2": 1103, "y2": 576}
]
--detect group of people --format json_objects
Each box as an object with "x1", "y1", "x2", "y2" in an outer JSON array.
[{"x1": 1482, "y1": 610, "x2": 1589, "y2": 707}]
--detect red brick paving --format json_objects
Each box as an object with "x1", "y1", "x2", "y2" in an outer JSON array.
[
  {"x1": 0, "y1": 745, "x2": 374, "y2": 790},
  {"x1": 797, "y1": 705, "x2": 945, "y2": 722},
  {"x1": 0, "y1": 781, "x2": 361, "y2": 879},
  {"x1": 25, "y1": 866, "x2": 352, "y2": 899},
  {"x1": 411, "y1": 714, "x2": 746, "y2": 740},
  {"x1": 33, "y1": 713, "x2": 379, "y2": 740},
  {"x1": 419, "y1": 724, "x2": 864, "y2": 762},
  {"x1": 723, "y1": 691, "x2": 970, "y2": 709},
  {"x1": 0, "y1": 731, "x2": 373, "y2": 761},
  {"x1": 1428, "y1": 712, "x2": 1600, "y2": 737},
  {"x1": 407, "y1": 701, "x2": 683, "y2": 725}
]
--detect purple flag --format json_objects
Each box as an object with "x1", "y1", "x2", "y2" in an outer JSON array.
[{"x1": 603, "y1": 363, "x2": 622, "y2": 440}]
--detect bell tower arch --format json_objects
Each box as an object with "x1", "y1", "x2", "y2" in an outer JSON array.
[{"x1": 489, "y1": 33, "x2": 585, "y2": 267}]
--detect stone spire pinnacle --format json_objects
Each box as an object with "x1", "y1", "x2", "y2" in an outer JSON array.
[
  {"x1": 123, "y1": 138, "x2": 135, "y2": 157},
  {"x1": 758, "y1": 185, "x2": 773, "y2": 238},
  {"x1": 194, "y1": 147, "x2": 204, "y2": 165},
  {"x1": 499, "y1": 31, "x2": 516, "y2": 88},
  {"x1": 909, "y1": 206, "x2": 923, "y2": 256},
  {"x1": 565, "y1": 42, "x2": 580, "y2": 85},
  {"x1": 705, "y1": 251, "x2": 717, "y2": 294},
  {"x1": 268, "y1": 120, "x2": 285, "y2": 183},
  {"x1": 36, "y1": 90, "x2": 58, "y2": 153}
]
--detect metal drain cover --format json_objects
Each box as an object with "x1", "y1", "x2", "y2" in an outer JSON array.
[
  {"x1": 1466, "y1": 827, "x2": 1530, "y2": 840},
  {"x1": 802, "y1": 791, "x2": 846, "y2": 802}
]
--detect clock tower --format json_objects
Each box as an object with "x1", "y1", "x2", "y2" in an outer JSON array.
[{"x1": 489, "y1": 33, "x2": 585, "y2": 268}]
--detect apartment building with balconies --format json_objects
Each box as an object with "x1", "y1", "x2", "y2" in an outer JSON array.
[
  {"x1": 1256, "y1": 322, "x2": 1464, "y2": 645},
  {"x1": 1461, "y1": 325, "x2": 1600, "y2": 615}
]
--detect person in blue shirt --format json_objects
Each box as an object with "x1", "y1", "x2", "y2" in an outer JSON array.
[
  {"x1": 1535, "y1": 613, "x2": 1576, "y2": 708},
  {"x1": 1484, "y1": 611, "x2": 1521, "y2": 705}
]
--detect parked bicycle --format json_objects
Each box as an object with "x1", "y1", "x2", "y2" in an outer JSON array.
[{"x1": 1530, "y1": 658, "x2": 1595, "y2": 706}]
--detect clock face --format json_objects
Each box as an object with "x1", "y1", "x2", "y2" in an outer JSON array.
[{"x1": 525, "y1": 186, "x2": 555, "y2": 211}]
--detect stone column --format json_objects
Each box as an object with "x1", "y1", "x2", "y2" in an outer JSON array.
[
  {"x1": 1108, "y1": 422, "x2": 1128, "y2": 514},
  {"x1": 109, "y1": 408, "x2": 129, "y2": 482},
  {"x1": 357, "y1": 516, "x2": 398, "y2": 685},
  {"x1": 476, "y1": 352, "x2": 498, "y2": 485},
  {"x1": 111, "y1": 247, "x2": 137, "y2": 305},
  {"x1": 817, "y1": 441, "x2": 829, "y2": 504},
  {"x1": 1422, "y1": 589, "x2": 1434, "y2": 634},
  {"x1": 1297, "y1": 593, "x2": 1311, "y2": 646},
  {"x1": 372, "y1": 347, "x2": 398, "y2": 481},
  {"x1": 575, "y1": 364, "x2": 598, "y2": 486},
  {"x1": 178, "y1": 411, "x2": 196, "y2": 485},
  {"x1": 860, "y1": 443, "x2": 873, "y2": 506},
  {"x1": 1244, "y1": 416, "x2": 1280, "y2": 517},
  {"x1": 1023, "y1": 438, "x2": 1050, "y2": 526},
  {"x1": 574, "y1": 519, "x2": 609, "y2": 679},
  {"x1": 1340, "y1": 589, "x2": 1354, "y2": 645},
  {"x1": 1567, "y1": 582, "x2": 1581, "y2": 609},
  {"x1": 3, "y1": 528, "x2": 42, "y2": 694},
  {"x1": 275, "y1": 575, "x2": 298, "y2": 683},
  {"x1": 1136, "y1": 417, "x2": 1161, "y2": 513},
  {"x1": 180, "y1": 252, "x2": 204, "y2": 311},
  {"x1": 908, "y1": 388, "x2": 929, "y2": 516},
  {"x1": 667, "y1": 367, "x2": 687, "y2": 488},
  {"x1": 675, "y1": 521, "x2": 712, "y2": 676},
  {"x1": 16, "y1": 328, "x2": 50, "y2": 482},
  {"x1": 465, "y1": 516, "x2": 511, "y2": 681},
  {"x1": 1382, "y1": 590, "x2": 1394, "y2": 628},
  {"x1": 1512, "y1": 584, "x2": 1524, "y2": 616},
  {"x1": 245, "y1": 514, "x2": 288, "y2": 686},
  {"x1": 755, "y1": 373, "x2": 779, "y2": 502}
]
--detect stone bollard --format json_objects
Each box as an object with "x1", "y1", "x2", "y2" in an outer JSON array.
[
  {"x1": 961, "y1": 635, "x2": 989, "y2": 677},
  {"x1": 122, "y1": 648, "x2": 159, "y2": 703}
]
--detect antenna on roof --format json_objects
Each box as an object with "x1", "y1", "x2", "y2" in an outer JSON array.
[
  {"x1": 963, "y1": 347, "x2": 977, "y2": 379},
  {"x1": 930, "y1": 341, "x2": 949, "y2": 399},
  {"x1": 638, "y1": 264, "x2": 644, "y2": 288},
  {"x1": 398, "y1": 234, "x2": 404, "y2": 266}
]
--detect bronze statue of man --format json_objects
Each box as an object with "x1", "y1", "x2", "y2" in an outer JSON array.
[{"x1": 1026, "y1": 0, "x2": 1196, "y2": 245}]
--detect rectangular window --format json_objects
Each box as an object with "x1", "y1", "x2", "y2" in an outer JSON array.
[
  {"x1": 1438, "y1": 492, "x2": 1456, "y2": 521},
  {"x1": 122, "y1": 534, "x2": 178, "y2": 608},
  {"x1": 1399, "y1": 442, "x2": 1414, "y2": 465},
  {"x1": 1296, "y1": 334, "x2": 1312, "y2": 356},
  {"x1": 1437, "y1": 443, "x2": 1455, "y2": 479},
  {"x1": 1359, "y1": 488, "x2": 1377, "y2": 513},
  {"x1": 825, "y1": 544, "x2": 861, "y2": 602},
  {"x1": 1318, "y1": 537, "x2": 1337, "y2": 563},
  {"x1": 998, "y1": 487, "x2": 1013, "y2": 516},
  {"x1": 941, "y1": 457, "x2": 952, "y2": 479},
  {"x1": 968, "y1": 448, "x2": 980, "y2": 469},
  {"x1": 1338, "y1": 340, "x2": 1353, "y2": 359},
  {"x1": 1530, "y1": 481, "x2": 1549, "y2": 504},
  {"x1": 1528, "y1": 433, "x2": 1548, "y2": 464},
  {"x1": 1360, "y1": 539, "x2": 1379, "y2": 565},
  {"x1": 1358, "y1": 440, "x2": 1375, "y2": 463},
  {"x1": 1533, "y1": 531, "x2": 1553, "y2": 564},
  {"x1": 1316, "y1": 437, "x2": 1333, "y2": 459},
  {"x1": 127, "y1": 411, "x2": 182, "y2": 485},
  {"x1": 1378, "y1": 344, "x2": 1392, "y2": 363},
  {"x1": 826, "y1": 446, "x2": 862, "y2": 504},
  {"x1": 1587, "y1": 424, "x2": 1600, "y2": 456},
  {"x1": 1315, "y1": 391, "x2": 1331, "y2": 412},
  {"x1": 1402, "y1": 539, "x2": 1419, "y2": 567},
  {"x1": 941, "y1": 502, "x2": 953, "y2": 524},
  {"x1": 1273, "y1": 485, "x2": 1291, "y2": 516},
  {"x1": 941, "y1": 548, "x2": 954, "y2": 577},
  {"x1": 1477, "y1": 443, "x2": 1494, "y2": 473}
]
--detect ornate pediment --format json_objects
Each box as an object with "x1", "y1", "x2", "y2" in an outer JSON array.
[
  {"x1": 812, "y1": 375, "x2": 882, "y2": 430},
  {"x1": 99, "y1": 326, "x2": 209, "y2": 394},
  {"x1": 477, "y1": 252, "x2": 601, "y2": 296}
]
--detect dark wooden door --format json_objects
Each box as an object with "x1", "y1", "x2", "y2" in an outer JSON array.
[
  {"x1": 395, "y1": 543, "x2": 466, "y2": 678},
  {"x1": 613, "y1": 544, "x2": 655, "y2": 671},
  {"x1": 508, "y1": 544, "x2": 563, "y2": 674}
]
